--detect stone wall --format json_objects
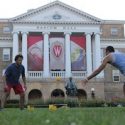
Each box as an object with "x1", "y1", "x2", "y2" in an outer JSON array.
[{"x1": 100, "y1": 24, "x2": 124, "y2": 39}]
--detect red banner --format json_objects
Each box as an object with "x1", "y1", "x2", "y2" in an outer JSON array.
[
  {"x1": 70, "y1": 35, "x2": 86, "y2": 71},
  {"x1": 27, "y1": 35, "x2": 43, "y2": 71}
]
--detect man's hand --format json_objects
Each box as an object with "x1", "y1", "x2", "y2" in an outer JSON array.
[
  {"x1": 81, "y1": 78, "x2": 88, "y2": 87},
  {"x1": 23, "y1": 85, "x2": 27, "y2": 91}
]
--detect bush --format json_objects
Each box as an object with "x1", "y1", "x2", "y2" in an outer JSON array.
[
  {"x1": 27, "y1": 98, "x2": 105, "y2": 107},
  {"x1": 5, "y1": 98, "x2": 125, "y2": 108},
  {"x1": 5, "y1": 99, "x2": 19, "y2": 108},
  {"x1": 6, "y1": 99, "x2": 19, "y2": 104}
]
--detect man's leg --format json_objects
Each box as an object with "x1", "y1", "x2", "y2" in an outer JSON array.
[
  {"x1": 19, "y1": 92, "x2": 25, "y2": 110},
  {"x1": 1, "y1": 92, "x2": 10, "y2": 109},
  {"x1": 1, "y1": 84, "x2": 11, "y2": 110},
  {"x1": 14, "y1": 84, "x2": 25, "y2": 110}
]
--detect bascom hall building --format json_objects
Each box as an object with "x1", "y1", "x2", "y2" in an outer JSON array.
[{"x1": 0, "y1": 0, "x2": 125, "y2": 103}]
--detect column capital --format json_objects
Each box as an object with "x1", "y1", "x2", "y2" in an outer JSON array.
[
  {"x1": 85, "y1": 32, "x2": 92, "y2": 35},
  {"x1": 21, "y1": 31, "x2": 29, "y2": 35},
  {"x1": 42, "y1": 32, "x2": 50, "y2": 35},
  {"x1": 94, "y1": 32, "x2": 101, "y2": 35},
  {"x1": 12, "y1": 31, "x2": 19, "y2": 34},
  {"x1": 64, "y1": 32, "x2": 71, "y2": 35}
]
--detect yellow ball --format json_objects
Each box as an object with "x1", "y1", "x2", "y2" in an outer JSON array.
[
  {"x1": 49, "y1": 104, "x2": 57, "y2": 111},
  {"x1": 56, "y1": 76, "x2": 61, "y2": 81},
  {"x1": 27, "y1": 105, "x2": 35, "y2": 111}
]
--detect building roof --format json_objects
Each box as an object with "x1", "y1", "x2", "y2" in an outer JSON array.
[
  {"x1": 9, "y1": 0, "x2": 102, "y2": 24},
  {"x1": 0, "y1": 0, "x2": 124, "y2": 25}
]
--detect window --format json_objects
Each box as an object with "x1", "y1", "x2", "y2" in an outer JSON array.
[
  {"x1": 3, "y1": 48, "x2": 10, "y2": 61},
  {"x1": 112, "y1": 70, "x2": 120, "y2": 82},
  {"x1": 100, "y1": 28, "x2": 103, "y2": 34},
  {"x1": 111, "y1": 28, "x2": 118, "y2": 36},
  {"x1": 3, "y1": 27, "x2": 11, "y2": 33},
  {"x1": 2, "y1": 69, "x2": 5, "y2": 76},
  {"x1": 101, "y1": 49, "x2": 104, "y2": 60}
]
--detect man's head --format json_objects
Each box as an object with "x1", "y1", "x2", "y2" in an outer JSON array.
[
  {"x1": 69, "y1": 77, "x2": 72, "y2": 81},
  {"x1": 15, "y1": 54, "x2": 23, "y2": 65},
  {"x1": 106, "y1": 46, "x2": 115, "y2": 55}
]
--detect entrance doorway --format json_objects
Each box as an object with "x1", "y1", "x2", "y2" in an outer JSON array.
[
  {"x1": 51, "y1": 89, "x2": 65, "y2": 98},
  {"x1": 77, "y1": 89, "x2": 87, "y2": 100},
  {"x1": 28, "y1": 89, "x2": 42, "y2": 100}
]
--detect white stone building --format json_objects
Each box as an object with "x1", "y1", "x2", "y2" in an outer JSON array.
[{"x1": 0, "y1": 1, "x2": 125, "y2": 102}]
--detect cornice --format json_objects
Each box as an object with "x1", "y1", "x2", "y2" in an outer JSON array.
[
  {"x1": 101, "y1": 38, "x2": 125, "y2": 42},
  {"x1": 10, "y1": 21, "x2": 102, "y2": 25},
  {"x1": 0, "y1": 19, "x2": 9, "y2": 22},
  {"x1": 102, "y1": 20, "x2": 125, "y2": 24}
]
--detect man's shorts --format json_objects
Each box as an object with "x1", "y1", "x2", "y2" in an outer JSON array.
[{"x1": 4, "y1": 83, "x2": 25, "y2": 95}]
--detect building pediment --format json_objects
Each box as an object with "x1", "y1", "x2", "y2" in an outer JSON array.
[{"x1": 9, "y1": 1, "x2": 102, "y2": 24}]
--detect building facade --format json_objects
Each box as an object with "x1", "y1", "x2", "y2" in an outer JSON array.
[{"x1": 0, "y1": 1, "x2": 125, "y2": 102}]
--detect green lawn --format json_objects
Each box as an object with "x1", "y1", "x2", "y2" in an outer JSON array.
[{"x1": 0, "y1": 107, "x2": 125, "y2": 125}]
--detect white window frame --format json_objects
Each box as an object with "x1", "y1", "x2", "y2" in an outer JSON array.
[
  {"x1": 3, "y1": 26, "x2": 11, "y2": 33},
  {"x1": 101, "y1": 49, "x2": 104, "y2": 60},
  {"x1": 111, "y1": 28, "x2": 118, "y2": 36},
  {"x1": 2, "y1": 69, "x2": 5, "y2": 76},
  {"x1": 112, "y1": 70, "x2": 120, "y2": 82},
  {"x1": 100, "y1": 28, "x2": 103, "y2": 34},
  {"x1": 3, "y1": 48, "x2": 10, "y2": 61}
]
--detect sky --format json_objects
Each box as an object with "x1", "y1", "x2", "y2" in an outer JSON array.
[{"x1": 0, "y1": 0, "x2": 125, "y2": 20}]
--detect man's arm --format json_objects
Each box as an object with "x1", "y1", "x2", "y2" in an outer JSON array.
[
  {"x1": 2, "y1": 67, "x2": 11, "y2": 86},
  {"x1": 87, "y1": 62, "x2": 106, "y2": 80},
  {"x1": 22, "y1": 76, "x2": 27, "y2": 91},
  {"x1": 82, "y1": 54, "x2": 112, "y2": 85},
  {"x1": 22, "y1": 76, "x2": 26, "y2": 85},
  {"x1": 22, "y1": 66, "x2": 26, "y2": 86}
]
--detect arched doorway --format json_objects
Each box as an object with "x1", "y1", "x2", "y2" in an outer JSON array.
[
  {"x1": 77, "y1": 89, "x2": 87, "y2": 100},
  {"x1": 51, "y1": 89, "x2": 65, "y2": 98},
  {"x1": 28, "y1": 89, "x2": 42, "y2": 100}
]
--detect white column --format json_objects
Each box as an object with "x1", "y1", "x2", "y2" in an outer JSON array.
[
  {"x1": 22, "y1": 32, "x2": 28, "y2": 77},
  {"x1": 94, "y1": 33, "x2": 104, "y2": 78},
  {"x1": 12, "y1": 32, "x2": 19, "y2": 62},
  {"x1": 85, "y1": 33, "x2": 92, "y2": 76},
  {"x1": 43, "y1": 32, "x2": 50, "y2": 78},
  {"x1": 92, "y1": 35, "x2": 96, "y2": 70},
  {"x1": 65, "y1": 32, "x2": 71, "y2": 78}
]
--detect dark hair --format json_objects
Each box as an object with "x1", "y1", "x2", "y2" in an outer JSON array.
[
  {"x1": 15, "y1": 54, "x2": 23, "y2": 61},
  {"x1": 106, "y1": 46, "x2": 115, "y2": 52}
]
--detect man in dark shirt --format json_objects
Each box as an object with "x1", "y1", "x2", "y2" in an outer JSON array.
[{"x1": 1, "y1": 54, "x2": 26, "y2": 110}]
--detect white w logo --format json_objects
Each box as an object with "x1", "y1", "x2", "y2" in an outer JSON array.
[{"x1": 53, "y1": 45, "x2": 62, "y2": 57}]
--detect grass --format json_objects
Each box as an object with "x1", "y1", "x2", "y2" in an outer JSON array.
[{"x1": 0, "y1": 107, "x2": 125, "y2": 125}]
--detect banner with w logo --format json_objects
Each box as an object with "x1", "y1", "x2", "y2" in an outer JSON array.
[
  {"x1": 53, "y1": 45, "x2": 62, "y2": 57},
  {"x1": 50, "y1": 37, "x2": 65, "y2": 71}
]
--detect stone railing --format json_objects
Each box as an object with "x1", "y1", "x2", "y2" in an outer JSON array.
[
  {"x1": 28, "y1": 71, "x2": 43, "y2": 79},
  {"x1": 27, "y1": 71, "x2": 87, "y2": 79}
]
